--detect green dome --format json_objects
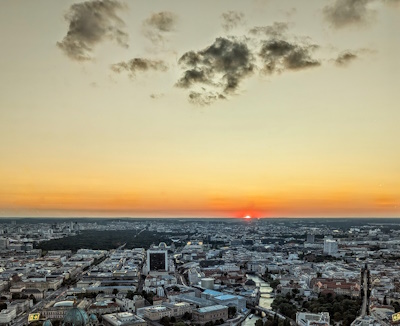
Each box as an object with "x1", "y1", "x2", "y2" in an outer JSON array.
[
  {"x1": 89, "y1": 314, "x2": 97, "y2": 322},
  {"x1": 43, "y1": 320, "x2": 53, "y2": 326},
  {"x1": 62, "y1": 308, "x2": 89, "y2": 326}
]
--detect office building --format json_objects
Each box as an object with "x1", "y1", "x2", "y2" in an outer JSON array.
[{"x1": 147, "y1": 249, "x2": 168, "y2": 272}]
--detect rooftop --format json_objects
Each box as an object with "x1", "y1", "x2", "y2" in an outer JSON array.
[
  {"x1": 215, "y1": 294, "x2": 237, "y2": 300},
  {"x1": 198, "y1": 305, "x2": 228, "y2": 313}
]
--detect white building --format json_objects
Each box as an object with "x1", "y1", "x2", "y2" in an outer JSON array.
[
  {"x1": 102, "y1": 312, "x2": 147, "y2": 326},
  {"x1": 0, "y1": 309, "x2": 17, "y2": 325},
  {"x1": 323, "y1": 239, "x2": 338, "y2": 255},
  {"x1": 296, "y1": 312, "x2": 330, "y2": 326}
]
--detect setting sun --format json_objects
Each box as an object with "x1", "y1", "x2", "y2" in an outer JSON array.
[{"x1": 244, "y1": 215, "x2": 251, "y2": 219}]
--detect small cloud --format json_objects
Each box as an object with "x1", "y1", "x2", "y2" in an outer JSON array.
[
  {"x1": 284, "y1": 7, "x2": 297, "y2": 18},
  {"x1": 334, "y1": 51, "x2": 358, "y2": 66},
  {"x1": 176, "y1": 37, "x2": 255, "y2": 104},
  {"x1": 188, "y1": 91, "x2": 226, "y2": 106},
  {"x1": 90, "y1": 82, "x2": 98, "y2": 88},
  {"x1": 221, "y1": 11, "x2": 245, "y2": 32},
  {"x1": 323, "y1": 0, "x2": 375, "y2": 28},
  {"x1": 111, "y1": 58, "x2": 168, "y2": 77},
  {"x1": 57, "y1": 0, "x2": 128, "y2": 61},
  {"x1": 142, "y1": 11, "x2": 178, "y2": 45},
  {"x1": 259, "y1": 39, "x2": 320, "y2": 73},
  {"x1": 150, "y1": 93, "x2": 165, "y2": 99},
  {"x1": 249, "y1": 22, "x2": 289, "y2": 37}
]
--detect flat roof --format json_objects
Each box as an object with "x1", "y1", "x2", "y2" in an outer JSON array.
[
  {"x1": 215, "y1": 295, "x2": 236, "y2": 300},
  {"x1": 54, "y1": 301, "x2": 74, "y2": 307},
  {"x1": 203, "y1": 289, "x2": 223, "y2": 296},
  {"x1": 198, "y1": 305, "x2": 228, "y2": 313}
]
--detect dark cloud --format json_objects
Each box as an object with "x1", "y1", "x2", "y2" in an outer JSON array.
[
  {"x1": 188, "y1": 91, "x2": 226, "y2": 106},
  {"x1": 221, "y1": 11, "x2": 245, "y2": 31},
  {"x1": 334, "y1": 51, "x2": 358, "y2": 66},
  {"x1": 176, "y1": 37, "x2": 255, "y2": 104},
  {"x1": 142, "y1": 11, "x2": 178, "y2": 44},
  {"x1": 175, "y1": 69, "x2": 211, "y2": 88},
  {"x1": 111, "y1": 58, "x2": 168, "y2": 77},
  {"x1": 57, "y1": 0, "x2": 128, "y2": 61},
  {"x1": 249, "y1": 22, "x2": 289, "y2": 37},
  {"x1": 259, "y1": 39, "x2": 320, "y2": 73},
  {"x1": 323, "y1": 0, "x2": 374, "y2": 28}
]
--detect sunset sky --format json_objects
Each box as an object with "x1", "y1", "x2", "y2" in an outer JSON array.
[{"x1": 0, "y1": 0, "x2": 399, "y2": 218}]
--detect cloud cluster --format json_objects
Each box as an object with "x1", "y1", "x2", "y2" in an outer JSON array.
[
  {"x1": 175, "y1": 20, "x2": 324, "y2": 104},
  {"x1": 57, "y1": 2, "x2": 366, "y2": 106},
  {"x1": 259, "y1": 39, "x2": 320, "y2": 73},
  {"x1": 57, "y1": 0, "x2": 128, "y2": 61},
  {"x1": 221, "y1": 11, "x2": 245, "y2": 31},
  {"x1": 176, "y1": 37, "x2": 255, "y2": 104},
  {"x1": 111, "y1": 58, "x2": 168, "y2": 77},
  {"x1": 142, "y1": 11, "x2": 178, "y2": 44},
  {"x1": 323, "y1": 0, "x2": 374, "y2": 28}
]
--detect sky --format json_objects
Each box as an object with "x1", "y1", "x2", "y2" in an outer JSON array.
[{"x1": 0, "y1": 0, "x2": 399, "y2": 218}]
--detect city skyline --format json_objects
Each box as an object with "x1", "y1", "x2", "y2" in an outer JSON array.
[{"x1": 0, "y1": 0, "x2": 399, "y2": 218}]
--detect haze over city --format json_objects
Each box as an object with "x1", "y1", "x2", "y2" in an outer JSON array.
[{"x1": 0, "y1": 0, "x2": 399, "y2": 218}]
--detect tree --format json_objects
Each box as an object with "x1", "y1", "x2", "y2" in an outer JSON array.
[
  {"x1": 29, "y1": 294, "x2": 37, "y2": 304},
  {"x1": 126, "y1": 290, "x2": 134, "y2": 300},
  {"x1": 183, "y1": 312, "x2": 192, "y2": 320},
  {"x1": 160, "y1": 316, "x2": 170, "y2": 326},
  {"x1": 255, "y1": 319, "x2": 263, "y2": 326},
  {"x1": 334, "y1": 312, "x2": 342, "y2": 322},
  {"x1": 228, "y1": 306, "x2": 237, "y2": 317},
  {"x1": 112, "y1": 288, "x2": 119, "y2": 295},
  {"x1": 175, "y1": 323, "x2": 186, "y2": 326},
  {"x1": 270, "y1": 280, "x2": 280, "y2": 290},
  {"x1": 0, "y1": 302, "x2": 7, "y2": 312},
  {"x1": 383, "y1": 295, "x2": 388, "y2": 305}
]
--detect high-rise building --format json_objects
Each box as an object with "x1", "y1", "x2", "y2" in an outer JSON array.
[
  {"x1": 0, "y1": 237, "x2": 8, "y2": 249},
  {"x1": 323, "y1": 238, "x2": 338, "y2": 255},
  {"x1": 147, "y1": 249, "x2": 168, "y2": 272}
]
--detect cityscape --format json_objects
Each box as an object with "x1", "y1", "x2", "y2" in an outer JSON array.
[
  {"x1": 0, "y1": 218, "x2": 400, "y2": 326},
  {"x1": 0, "y1": 1, "x2": 399, "y2": 326}
]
